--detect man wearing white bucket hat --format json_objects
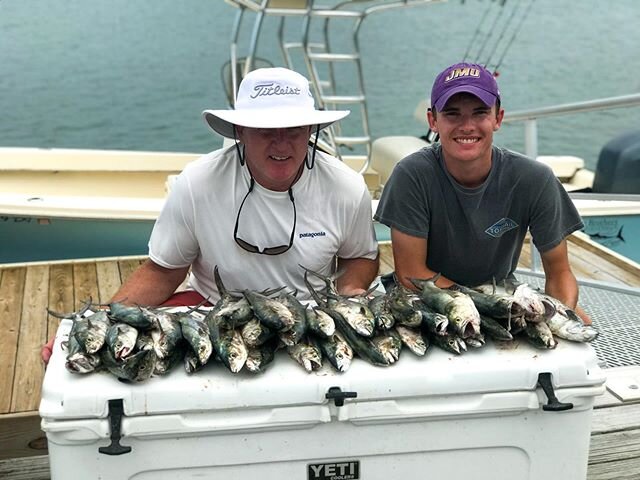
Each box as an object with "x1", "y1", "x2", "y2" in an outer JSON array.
[{"x1": 108, "y1": 67, "x2": 379, "y2": 307}]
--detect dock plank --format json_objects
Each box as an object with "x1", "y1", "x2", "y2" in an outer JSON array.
[
  {"x1": 96, "y1": 260, "x2": 122, "y2": 303},
  {"x1": 0, "y1": 268, "x2": 25, "y2": 414},
  {"x1": 46, "y1": 264, "x2": 73, "y2": 341},
  {"x1": 72, "y1": 262, "x2": 99, "y2": 307},
  {"x1": 12, "y1": 266, "x2": 49, "y2": 413}
]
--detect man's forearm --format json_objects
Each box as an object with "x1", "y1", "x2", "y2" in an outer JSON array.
[
  {"x1": 336, "y1": 255, "x2": 380, "y2": 296},
  {"x1": 110, "y1": 259, "x2": 190, "y2": 306}
]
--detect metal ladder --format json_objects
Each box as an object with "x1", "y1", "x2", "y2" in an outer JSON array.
[{"x1": 223, "y1": 1, "x2": 442, "y2": 174}]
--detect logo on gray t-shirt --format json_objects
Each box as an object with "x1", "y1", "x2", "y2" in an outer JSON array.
[{"x1": 485, "y1": 217, "x2": 518, "y2": 238}]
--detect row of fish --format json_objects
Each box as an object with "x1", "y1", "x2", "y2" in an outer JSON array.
[{"x1": 51, "y1": 265, "x2": 599, "y2": 381}]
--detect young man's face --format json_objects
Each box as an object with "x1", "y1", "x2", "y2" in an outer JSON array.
[
  {"x1": 427, "y1": 92, "x2": 504, "y2": 166},
  {"x1": 236, "y1": 125, "x2": 312, "y2": 191}
]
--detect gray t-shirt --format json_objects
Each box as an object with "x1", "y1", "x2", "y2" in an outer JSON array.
[{"x1": 374, "y1": 144, "x2": 584, "y2": 286}]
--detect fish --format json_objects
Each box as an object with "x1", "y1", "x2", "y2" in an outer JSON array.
[
  {"x1": 502, "y1": 279, "x2": 555, "y2": 323},
  {"x1": 541, "y1": 294, "x2": 599, "y2": 342},
  {"x1": 305, "y1": 306, "x2": 336, "y2": 338},
  {"x1": 371, "y1": 331, "x2": 402, "y2": 364},
  {"x1": 108, "y1": 302, "x2": 157, "y2": 330},
  {"x1": 394, "y1": 325, "x2": 429, "y2": 356},
  {"x1": 479, "y1": 314, "x2": 513, "y2": 341},
  {"x1": 105, "y1": 322, "x2": 139, "y2": 360},
  {"x1": 368, "y1": 294, "x2": 395, "y2": 330},
  {"x1": 243, "y1": 290, "x2": 295, "y2": 332},
  {"x1": 387, "y1": 283, "x2": 422, "y2": 327},
  {"x1": 212, "y1": 266, "x2": 254, "y2": 327},
  {"x1": 464, "y1": 332, "x2": 486, "y2": 348},
  {"x1": 245, "y1": 337, "x2": 279, "y2": 374},
  {"x1": 302, "y1": 266, "x2": 376, "y2": 338},
  {"x1": 524, "y1": 321, "x2": 558, "y2": 349},
  {"x1": 177, "y1": 313, "x2": 213, "y2": 365},
  {"x1": 100, "y1": 348, "x2": 156, "y2": 382},
  {"x1": 241, "y1": 317, "x2": 275, "y2": 347},
  {"x1": 207, "y1": 314, "x2": 248, "y2": 373},
  {"x1": 324, "y1": 306, "x2": 390, "y2": 366},
  {"x1": 149, "y1": 310, "x2": 184, "y2": 359},
  {"x1": 183, "y1": 348, "x2": 205, "y2": 374},
  {"x1": 277, "y1": 291, "x2": 308, "y2": 346},
  {"x1": 65, "y1": 334, "x2": 101, "y2": 374},
  {"x1": 430, "y1": 331, "x2": 465, "y2": 355},
  {"x1": 73, "y1": 310, "x2": 111, "y2": 354},
  {"x1": 413, "y1": 300, "x2": 449, "y2": 336},
  {"x1": 153, "y1": 345, "x2": 185, "y2": 375},
  {"x1": 314, "y1": 332, "x2": 353, "y2": 372},
  {"x1": 410, "y1": 276, "x2": 481, "y2": 338},
  {"x1": 458, "y1": 284, "x2": 525, "y2": 321},
  {"x1": 287, "y1": 342, "x2": 322, "y2": 372}
]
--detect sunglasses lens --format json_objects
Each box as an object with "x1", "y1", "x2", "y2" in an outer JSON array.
[{"x1": 234, "y1": 183, "x2": 296, "y2": 255}]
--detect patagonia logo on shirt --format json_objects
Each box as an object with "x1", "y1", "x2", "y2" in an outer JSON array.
[
  {"x1": 485, "y1": 218, "x2": 518, "y2": 238},
  {"x1": 299, "y1": 231, "x2": 326, "y2": 239}
]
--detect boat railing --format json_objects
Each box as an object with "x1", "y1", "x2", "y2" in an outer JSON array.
[
  {"x1": 503, "y1": 93, "x2": 640, "y2": 274},
  {"x1": 502, "y1": 93, "x2": 640, "y2": 162}
]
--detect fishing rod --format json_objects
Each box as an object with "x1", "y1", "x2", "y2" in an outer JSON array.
[
  {"x1": 480, "y1": 0, "x2": 523, "y2": 67},
  {"x1": 489, "y1": 0, "x2": 537, "y2": 75}
]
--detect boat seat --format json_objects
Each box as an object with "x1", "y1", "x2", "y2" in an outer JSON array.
[
  {"x1": 371, "y1": 136, "x2": 429, "y2": 185},
  {"x1": 536, "y1": 155, "x2": 585, "y2": 180}
]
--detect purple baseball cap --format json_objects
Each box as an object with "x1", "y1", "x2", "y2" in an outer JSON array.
[{"x1": 431, "y1": 62, "x2": 500, "y2": 111}]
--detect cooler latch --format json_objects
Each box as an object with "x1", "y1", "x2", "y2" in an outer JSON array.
[
  {"x1": 537, "y1": 372, "x2": 574, "y2": 411},
  {"x1": 326, "y1": 386, "x2": 357, "y2": 407},
  {"x1": 98, "y1": 399, "x2": 132, "y2": 455}
]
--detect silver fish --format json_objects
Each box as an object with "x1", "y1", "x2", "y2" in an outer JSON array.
[
  {"x1": 372, "y1": 331, "x2": 402, "y2": 364},
  {"x1": 524, "y1": 321, "x2": 558, "y2": 349},
  {"x1": 368, "y1": 295, "x2": 395, "y2": 330},
  {"x1": 411, "y1": 276, "x2": 481, "y2": 338},
  {"x1": 105, "y1": 322, "x2": 139, "y2": 360},
  {"x1": 241, "y1": 317, "x2": 275, "y2": 347},
  {"x1": 306, "y1": 306, "x2": 336, "y2": 338},
  {"x1": 245, "y1": 337, "x2": 279, "y2": 374},
  {"x1": 315, "y1": 333, "x2": 353, "y2": 372},
  {"x1": 177, "y1": 313, "x2": 213, "y2": 365},
  {"x1": 100, "y1": 348, "x2": 156, "y2": 382},
  {"x1": 288, "y1": 342, "x2": 322, "y2": 373},
  {"x1": 65, "y1": 335, "x2": 101, "y2": 374},
  {"x1": 207, "y1": 314, "x2": 248, "y2": 373},
  {"x1": 394, "y1": 325, "x2": 429, "y2": 356},
  {"x1": 243, "y1": 290, "x2": 295, "y2": 332}
]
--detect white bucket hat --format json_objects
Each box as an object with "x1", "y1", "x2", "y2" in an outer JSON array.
[{"x1": 202, "y1": 67, "x2": 350, "y2": 139}]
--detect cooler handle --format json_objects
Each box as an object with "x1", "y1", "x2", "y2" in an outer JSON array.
[
  {"x1": 537, "y1": 372, "x2": 574, "y2": 411},
  {"x1": 98, "y1": 399, "x2": 132, "y2": 455}
]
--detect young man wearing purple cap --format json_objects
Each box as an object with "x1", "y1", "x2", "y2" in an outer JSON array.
[{"x1": 375, "y1": 62, "x2": 591, "y2": 324}]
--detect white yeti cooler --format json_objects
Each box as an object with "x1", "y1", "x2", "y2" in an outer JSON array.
[{"x1": 40, "y1": 318, "x2": 606, "y2": 480}]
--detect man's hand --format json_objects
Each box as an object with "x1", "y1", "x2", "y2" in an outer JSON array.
[{"x1": 41, "y1": 337, "x2": 55, "y2": 365}]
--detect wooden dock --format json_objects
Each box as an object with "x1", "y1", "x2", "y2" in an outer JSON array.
[{"x1": 1, "y1": 232, "x2": 639, "y2": 479}]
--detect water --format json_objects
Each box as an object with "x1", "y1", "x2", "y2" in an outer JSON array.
[{"x1": 1, "y1": 0, "x2": 639, "y2": 169}]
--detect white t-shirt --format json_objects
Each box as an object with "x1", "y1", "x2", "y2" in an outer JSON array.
[{"x1": 149, "y1": 145, "x2": 378, "y2": 302}]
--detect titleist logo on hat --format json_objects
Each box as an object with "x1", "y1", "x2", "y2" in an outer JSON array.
[
  {"x1": 250, "y1": 83, "x2": 301, "y2": 99},
  {"x1": 201, "y1": 67, "x2": 350, "y2": 138}
]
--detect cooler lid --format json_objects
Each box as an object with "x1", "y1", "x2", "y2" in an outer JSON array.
[{"x1": 40, "y1": 317, "x2": 605, "y2": 420}]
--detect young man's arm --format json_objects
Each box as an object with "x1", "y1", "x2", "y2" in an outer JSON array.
[
  {"x1": 391, "y1": 228, "x2": 455, "y2": 289},
  {"x1": 337, "y1": 255, "x2": 380, "y2": 296},
  {"x1": 540, "y1": 240, "x2": 592, "y2": 325}
]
